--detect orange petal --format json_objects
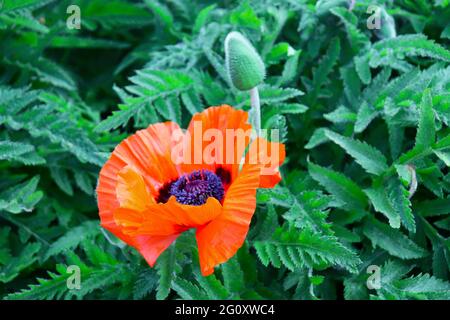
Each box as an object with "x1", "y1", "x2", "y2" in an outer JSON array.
[
  {"x1": 136, "y1": 196, "x2": 222, "y2": 236},
  {"x1": 195, "y1": 162, "x2": 261, "y2": 276},
  {"x1": 116, "y1": 166, "x2": 154, "y2": 211},
  {"x1": 135, "y1": 234, "x2": 179, "y2": 267},
  {"x1": 113, "y1": 207, "x2": 144, "y2": 231},
  {"x1": 97, "y1": 121, "x2": 186, "y2": 249},
  {"x1": 245, "y1": 137, "x2": 286, "y2": 188},
  {"x1": 184, "y1": 105, "x2": 252, "y2": 185},
  {"x1": 112, "y1": 122, "x2": 186, "y2": 196}
]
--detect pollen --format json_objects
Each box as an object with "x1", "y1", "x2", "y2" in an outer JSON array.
[{"x1": 169, "y1": 170, "x2": 224, "y2": 206}]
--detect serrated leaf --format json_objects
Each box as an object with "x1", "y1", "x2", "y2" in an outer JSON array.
[
  {"x1": 308, "y1": 161, "x2": 368, "y2": 211},
  {"x1": 363, "y1": 218, "x2": 426, "y2": 259},
  {"x1": 365, "y1": 186, "x2": 401, "y2": 228},
  {"x1": 387, "y1": 178, "x2": 416, "y2": 232},
  {"x1": 44, "y1": 221, "x2": 99, "y2": 261},
  {"x1": 325, "y1": 130, "x2": 389, "y2": 175},
  {"x1": 415, "y1": 89, "x2": 436, "y2": 149}
]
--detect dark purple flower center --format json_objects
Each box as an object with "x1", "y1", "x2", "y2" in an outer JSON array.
[{"x1": 169, "y1": 170, "x2": 224, "y2": 206}]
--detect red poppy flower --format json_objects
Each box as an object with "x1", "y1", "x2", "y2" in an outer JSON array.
[{"x1": 96, "y1": 105, "x2": 285, "y2": 276}]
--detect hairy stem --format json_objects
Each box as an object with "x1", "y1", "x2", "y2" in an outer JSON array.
[{"x1": 250, "y1": 86, "x2": 261, "y2": 137}]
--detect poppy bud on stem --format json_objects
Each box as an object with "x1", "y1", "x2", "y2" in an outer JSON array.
[{"x1": 225, "y1": 31, "x2": 265, "y2": 136}]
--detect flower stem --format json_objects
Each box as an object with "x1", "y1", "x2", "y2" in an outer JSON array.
[{"x1": 250, "y1": 86, "x2": 261, "y2": 137}]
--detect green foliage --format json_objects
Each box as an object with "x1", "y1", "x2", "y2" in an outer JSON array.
[
  {"x1": 1, "y1": 0, "x2": 449, "y2": 301},
  {"x1": 363, "y1": 217, "x2": 427, "y2": 259},
  {"x1": 373, "y1": 260, "x2": 450, "y2": 300},
  {"x1": 324, "y1": 130, "x2": 389, "y2": 176},
  {"x1": 254, "y1": 227, "x2": 361, "y2": 273}
]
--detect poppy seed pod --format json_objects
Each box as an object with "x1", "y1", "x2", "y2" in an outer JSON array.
[{"x1": 224, "y1": 31, "x2": 265, "y2": 91}]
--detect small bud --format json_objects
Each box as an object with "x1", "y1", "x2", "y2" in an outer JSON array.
[{"x1": 224, "y1": 31, "x2": 265, "y2": 91}]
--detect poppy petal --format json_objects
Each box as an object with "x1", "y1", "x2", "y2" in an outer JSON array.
[
  {"x1": 116, "y1": 165, "x2": 154, "y2": 211},
  {"x1": 135, "y1": 234, "x2": 179, "y2": 267},
  {"x1": 97, "y1": 122, "x2": 184, "y2": 248},
  {"x1": 195, "y1": 162, "x2": 261, "y2": 276},
  {"x1": 113, "y1": 207, "x2": 144, "y2": 231},
  {"x1": 185, "y1": 105, "x2": 252, "y2": 184},
  {"x1": 136, "y1": 196, "x2": 222, "y2": 236},
  {"x1": 245, "y1": 137, "x2": 286, "y2": 188}
]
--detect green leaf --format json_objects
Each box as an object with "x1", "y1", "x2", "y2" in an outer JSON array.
[
  {"x1": 94, "y1": 105, "x2": 137, "y2": 133},
  {"x1": 375, "y1": 261, "x2": 450, "y2": 300},
  {"x1": 415, "y1": 89, "x2": 436, "y2": 149},
  {"x1": 74, "y1": 172, "x2": 94, "y2": 195},
  {"x1": 395, "y1": 274, "x2": 450, "y2": 299},
  {"x1": 365, "y1": 186, "x2": 401, "y2": 228},
  {"x1": 50, "y1": 36, "x2": 129, "y2": 49},
  {"x1": 44, "y1": 221, "x2": 100, "y2": 261},
  {"x1": 154, "y1": 95, "x2": 181, "y2": 123},
  {"x1": 305, "y1": 128, "x2": 328, "y2": 149},
  {"x1": 193, "y1": 4, "x2": 216, "y2": 33},
  {"x1": 325, "y1": 130, "x2": 389, "y2": 175},
  {"x1": 313, "y1": 38, "x2": 341, "y2": 92},
  {"x1": 0, "y1": 243, "x2": 41, "y2": 283},
  {"x1": 133, "y1": 269, "x2": 157, "y2": 299},
  {"x1": 229, "y1": 1, "x2": 261, "y2": 30},
  {"x1": 372, "y1": 34, "x2": 450, "y2": 64},
  {"x1": 386, "y1": 178, "x2": 416, "y2": 233},
  {"x1": 194, "y1": 272, "x2": 228, "y2": 300},
  {"x1": 308, "y1": 161, "x2": 368, "y2": 211},
  {"x1": 254, "y1": 227, "x2": 361, "y2": 273},
  {"x1": 144, "y1": 0, "x2": 174, "y2": 29},
  {"x1": 172, "y1": 277, "x2": 208, "y2": 300},
  {"x1": 221, "y1": 256, "x2": 244, "y2": 295},
  {"x1": 257, "y1": 85, "x2": 304, "y2": 105},
  {"x1": 96, "y1": 70, "x2": 193, "y2": 132},
  {"x1": 324, "y1": 106, "x2": 356, "y2": 124},
  {"x1": 279, "y1": 50, "x2": 301, "y2": 86},
  {"x1": 355, "y1": 102, "x2": 378, "y2": 133},
  {"x1": 0, "y1": 176, "x2": 43, "y2": 214},
  {"x1": 156, "y1": 244, "x2": 178, "y2": 300},
  {"x1": 4, "y1": 264, "x2": 71, "y2": 300},
  {"x1": 283, "y1": 191, "x2": 333, "y2": 235},
  {"x1": 363, "y1": 218, "x2": 426, "y2": 259},
  {"x1": 50, "y1": 167, "x2": 73, "y2": 196}
]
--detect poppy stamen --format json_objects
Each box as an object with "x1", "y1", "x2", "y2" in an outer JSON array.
[{"x1": 169, "y1": 170, "x2": 224, "y2": 206}]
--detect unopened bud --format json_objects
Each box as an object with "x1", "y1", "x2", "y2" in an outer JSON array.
[{"x1": 224, "y1": 31, "x2": 265, "y2": 91}]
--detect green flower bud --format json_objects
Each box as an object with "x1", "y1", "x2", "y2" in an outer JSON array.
[{"x1": 224, "y1": 31, "x2": 265, "y2": 91}]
